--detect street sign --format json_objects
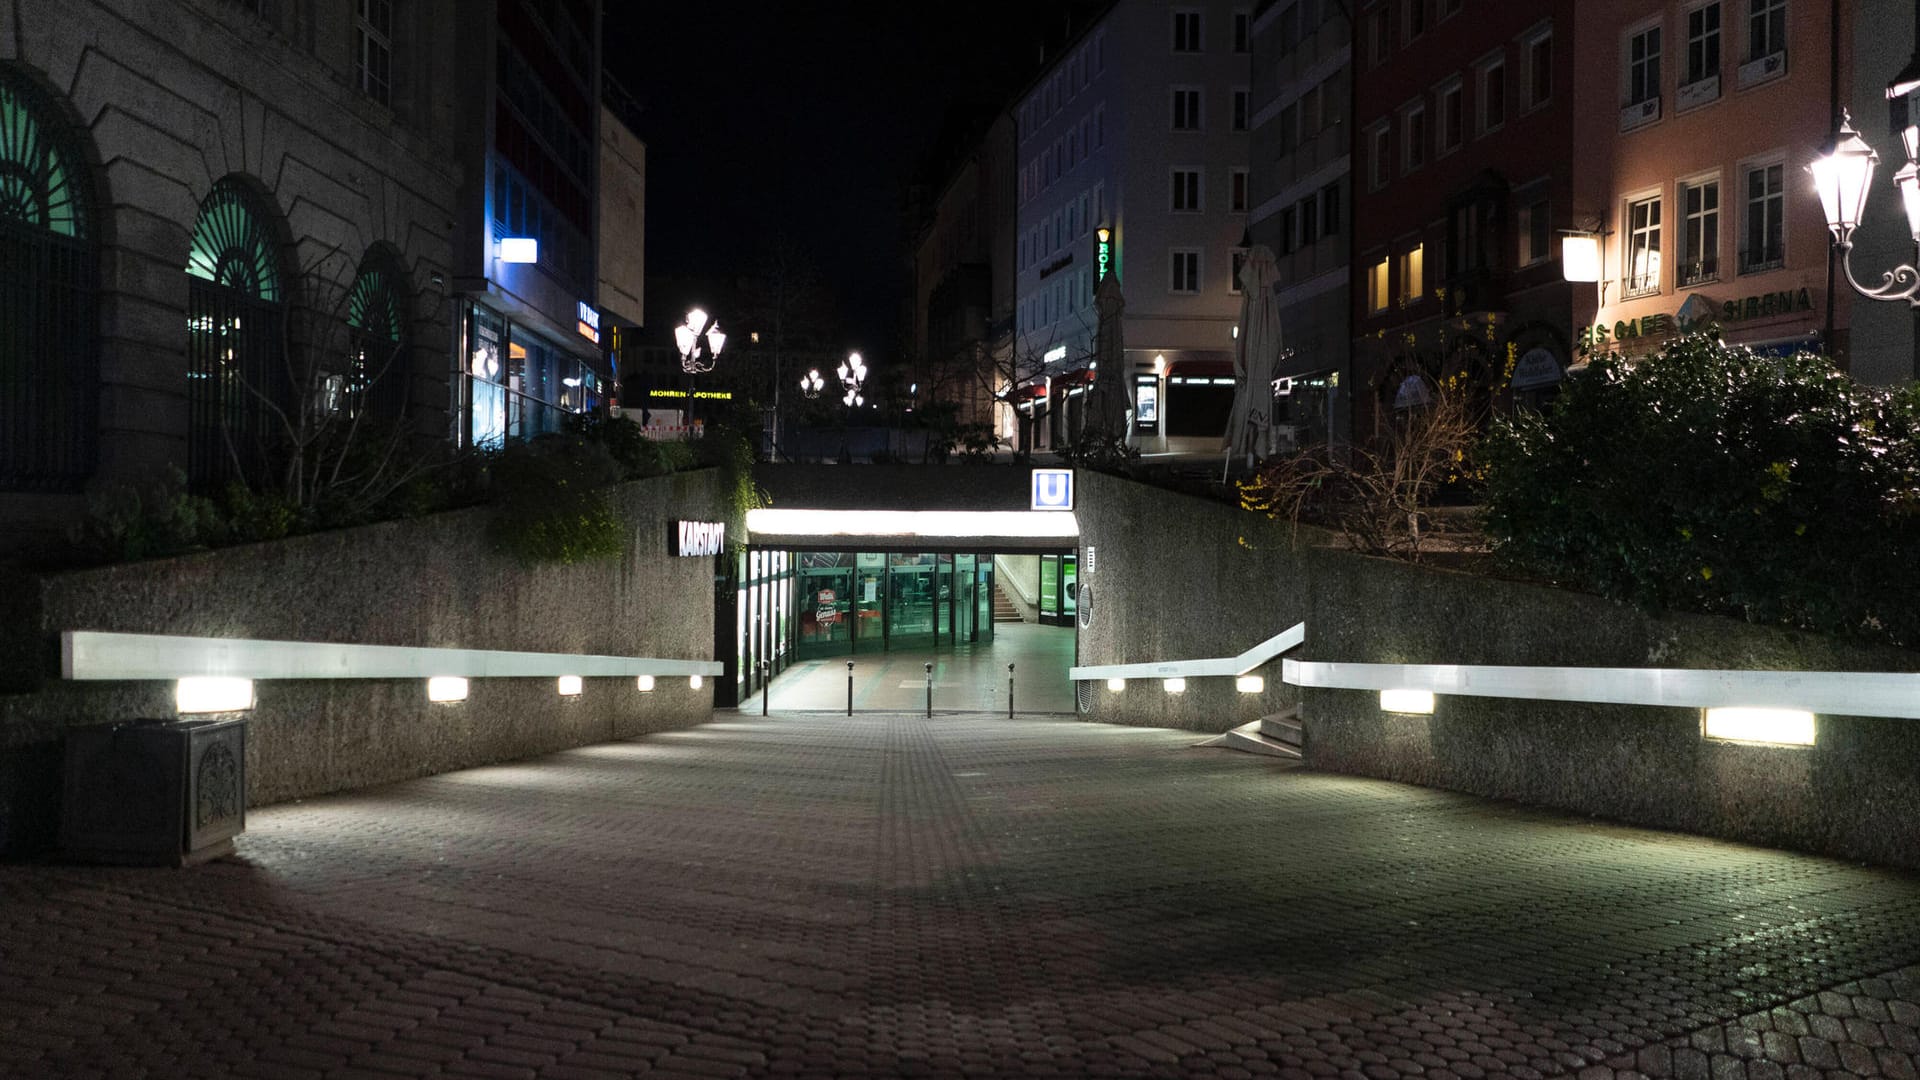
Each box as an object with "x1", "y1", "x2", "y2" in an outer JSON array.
[{"x1": 1031, "y1": 469, "x2": 1073, "y2": 511}]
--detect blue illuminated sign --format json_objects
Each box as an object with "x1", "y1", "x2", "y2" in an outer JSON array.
[{"x1": 1031, "y1": 469, "x2": 1074, "y2": 511}]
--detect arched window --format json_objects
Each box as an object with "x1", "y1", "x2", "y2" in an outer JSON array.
[
  {"x1": 186, "y1": 178, "x2": 286, "y2": 492},
  {"x1": 0, "y1": 67, "x2": 96, "y2": 492},
  {"x1": 344, "y1": 253, "x2": 408, "y2": 422}
]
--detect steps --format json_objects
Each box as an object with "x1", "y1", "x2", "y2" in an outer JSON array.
[
  {"x1": 992, "y1": 582, "x2": 1024, "y2": 623},
  {"x1": 1195, "y1": 706, "x2": 1304, "y2": 760}
]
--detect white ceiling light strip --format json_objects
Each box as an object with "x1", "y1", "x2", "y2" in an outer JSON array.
[{"x1": 746, "y1": 508, "x2": 1079, "y2": 540}]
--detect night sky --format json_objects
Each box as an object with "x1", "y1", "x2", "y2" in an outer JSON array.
[{"x1": 607, "y1": 2, "x2": 1089, "y2": 362}]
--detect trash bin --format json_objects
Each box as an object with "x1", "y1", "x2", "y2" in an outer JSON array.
[{"x1": 60, "y1": 718, "x2": 246, "y2": 866}]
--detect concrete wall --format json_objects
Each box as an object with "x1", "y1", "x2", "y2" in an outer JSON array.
[
  {"x1": 1076, "y1": 470, "x2": 1920, "y2": 869},
  {"x1": 0, "y1": 470, "x2": 727, "y2": 854}
]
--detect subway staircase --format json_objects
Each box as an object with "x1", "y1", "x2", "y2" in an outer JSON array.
[
  {"x1": 992, "y1": 582, "x2": 1025, "y2": 623},
  {"x1": 1197, "y1": 706, "x2": 1303, "y2": 760}
]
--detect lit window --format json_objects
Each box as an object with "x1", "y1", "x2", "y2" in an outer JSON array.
[
  {"x1": 1368, "y1": 257, "x2": 1391, "y2": 311},
  {"x1": 1400, "y1": 244, "x2": 1425, "y2": 301},
  {"x1": 1626, "y1": 194, "x2": 1663, "y2": 297}
]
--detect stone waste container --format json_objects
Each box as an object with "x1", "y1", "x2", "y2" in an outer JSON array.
[{"x1": 60, "y1": 718, "x2": 246, "y2": 866}]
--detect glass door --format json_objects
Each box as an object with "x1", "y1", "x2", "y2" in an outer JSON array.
[
  {"x1": 886, "y1": 553, "x2": 936, "y2": 650},
  {"x1": 854, "y1": 552, "x2": 885, "y2": 651},
  {"x1": 796, "y1": 553, "x2": 854, "y2": 660},
  {"x1": 976, "y1": 556, "x2": 995, "y2": 643}
]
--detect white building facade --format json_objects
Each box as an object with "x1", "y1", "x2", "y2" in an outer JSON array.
[{"x1": 1011, "y1": 0, "x2": 1251, "y2": 454}]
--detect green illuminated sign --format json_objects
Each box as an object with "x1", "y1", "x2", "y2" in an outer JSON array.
[{"x1": 1096, "y1": 227, "x2": 1112, "y2": 281}]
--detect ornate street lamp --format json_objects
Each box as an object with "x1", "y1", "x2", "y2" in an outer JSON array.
[
  {"x1": 836, "y1": 351, "x2": 867, "y2": 408},
  {"x1": 1813, "y1": 113, "x2": 1920, "y2": 306},
  {"x1": 799, "y1": 368, "x2": 825, "y2": 399},
  {"x1": 673, "y1": 307, "x2": 727, "y2": 374}
]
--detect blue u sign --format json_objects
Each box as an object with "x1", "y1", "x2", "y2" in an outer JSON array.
[{"x1": 1031, "y1": 468, "x2": 1074, "y2": 511}]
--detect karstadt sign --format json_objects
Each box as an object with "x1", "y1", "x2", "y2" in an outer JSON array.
[{"x1": 669, "y1": 519, "x2": 726, "y2": 557}]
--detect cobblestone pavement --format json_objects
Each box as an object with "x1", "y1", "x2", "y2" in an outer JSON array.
[{"x1": 5, "y1": 712, "x2": 1920, "y2": 1079}]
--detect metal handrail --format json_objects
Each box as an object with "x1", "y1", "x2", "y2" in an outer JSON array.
[
  {"x1": 1069, "y1": 622, "x2": 1306, "y2": 681},
  {"x1": 61, "y1": 631, "x2": 721, "y2": 681}
]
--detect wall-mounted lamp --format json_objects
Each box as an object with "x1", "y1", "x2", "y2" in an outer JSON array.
[
  {"x1": 427, "y1": 676, "x2": 469, "y2": 703},
  {"x1": 1107, "y1": 678, "x2": 1127, "y2": 692},
  {"x1": 1561, "y1": 234, "x2": 1603, "y2": 283},
  {"x1": 1236, "y1": 675, "x2": 1264, "y2": 693},
  {"x1": 690, "y1": 674, "x2": 704, "y2": 690},
  {"x1": 1379, "y1": 688, "x2": 1435, "y2": 715},
  {"x1": 558, "y1": 675, "x2": 583, "y2": 696},
  {"x1": 637, "y1": 675, "x2": 656, "y2": 692},
  {"x1": 1702, "y1": 707, "x2": 1816, "y2": 746},
  {"x1": 497, "y1": 237, "x2": 538, "y2": 264},
  {"x1": 1163, "y1": 677, "x2": 1187, "y2": 693},
  {"x1": 176, "y1": 676, "x2": 255, "y2": 714}
]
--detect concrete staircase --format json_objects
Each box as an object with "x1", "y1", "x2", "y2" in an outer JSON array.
[
  {"x1": 992, "y1": 582, "x2": 1024, "y2": 623},
  {"x1": 1196, "y1": 706, "x2": 1303, "y2": 760}
]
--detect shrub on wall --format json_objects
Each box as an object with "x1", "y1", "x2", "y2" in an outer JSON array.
[
  {"x1": 1480, "y1": 332, "x2": 1920, "y2": 647},
  {"x1": 486, "y1": 434, "x2": 629, "y2": 565}
]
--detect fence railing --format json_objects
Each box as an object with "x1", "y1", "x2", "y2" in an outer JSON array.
[{"x1": 61, "y1": 631, "x2": 721, "y2": 681}]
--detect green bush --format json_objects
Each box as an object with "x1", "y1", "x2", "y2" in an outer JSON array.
[
  {"x1": 1480, "y1": 332, "x2": 1920, "y2": 646},
  {"x1": 487, "y1": 434, "x2": 629, "y2": 565}
]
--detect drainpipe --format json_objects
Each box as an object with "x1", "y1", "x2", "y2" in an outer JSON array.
[{"x1": 1826, "y1": 0, "x2": 1839, "y2": 363}]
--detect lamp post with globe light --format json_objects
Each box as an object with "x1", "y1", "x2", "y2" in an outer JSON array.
[
  {"x1": 673, "y1": 307, "x2": 726, "y2": 433},
  {"x1": 1810, "y1": 114, "x2": 1920, "y2": 307}
]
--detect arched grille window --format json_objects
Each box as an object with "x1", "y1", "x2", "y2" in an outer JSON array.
[
  {"x1": 344, "y1": 257, "x2": 408, "y2": 422},
  {"x1": 186, "y1": 179, "x2": 286, "y2": 492},
  {"x1": 0, "y1": 68, "x2": 96, "y2": 492}
]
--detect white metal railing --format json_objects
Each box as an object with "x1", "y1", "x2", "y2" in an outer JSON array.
[
  {"x1": 61, "y1": 631, "x2": 722, "y2": 681},
  {"x1": 1069, "y1": 621, "x2": 1306, "y2": 681},
  {"x1": 1281, "y1": 659, "x2": 1920, "y2": 720}
]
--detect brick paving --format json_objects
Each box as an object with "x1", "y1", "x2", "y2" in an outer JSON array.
[{"x1": 4, "y1": 712, "x2": 1920, "y2": 1079}]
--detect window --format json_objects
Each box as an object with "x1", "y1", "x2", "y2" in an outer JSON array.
[
  {"x1": 1479, "y1": 57, "x2": 1507, "y2": 133},
  {"x1": 1322, "y1": 182, "x2": 1342, "y2": 235},
  {"x1": 187, "y1": 177, "x2": 289, "y2": 491},
  {"x1": 1448, "y1": 203, "x2": 1481, "y2": 275},
  {"x1": 1278, "y1": 102, "x2": 1299, "y2": 154},
  {"x1": 1741, "y1": 161, "x2": 1784, "y2": 273},
  {"x1": 345, "y1": 253, "x2": 409, "y2": 421},
  {"x1": 1278, "y1": 206, "x2": 1297, "y2": 254},
  {"x1": 1441, "y1": 0, "x2": 1463, "y2": 17},
  {"x1": 1231, "y1": 168, "x2": 1249, "y2": 213},
  {"x1": 1518, "y1": 200, "x2": 1550, "y2": 264},
  {"x1": 1301, "y1": 84, "x2": 1322, "y2": 136},
  {"x1": 1172, "y1": 168, "x2": 1202, "y2": 212},
  {"x1": 1231, "y1": 248, "x2": 1248, "y2": 294},
  {"x1": 1232, "y1": 88, "x2": 1249, "y2": 131},
  {"x1": 1172, "y1": 88, "x2": 1202, "y2": 130},
  {"x1": 1095, "y1": 105, "x2": 1106, "y2": 148},
  {"x1": 355, "y1": 0, "x2": 393, "y2": 107},
  {"x1": 1438, "y1": 80, "x2": 1463, "y2": 153},
  {"x1": 1368, "y1": 257, "x2": 1391, "y2": 311},
  {"x1": 1627, "y1": 24, "x2": 1661, "y2": 105},
  {"x1": 0, "y1": 67, "x2": 98, "y2": 493},
  {"x1": 1370, "y1": 8, "x2": 1391, "y2": 66},
  {"x1": 1173, "y1": 10, "x2": 1202, "y2": 51},
  {"x1": 1369, "y1": 124, "x2": 1392, "y2": 190},
  {"x1": 1680, "y1": 178, "x2": 1720, "y2": 284},
  {"x1": 1747, "y1": 0, "x2": 1785, "y2": 61},
  {"x1": 1400, "y1": 244, "x2": 1425, "y2": 301},
  {"x1": 1401, "y1": 102, "x2": 1427, "y2": 172},
  {"x1": 1686, "y1": 3, "x2": 1722, "y2": 86},
  {"x1": 1171, "y1": 249, "x2": 1201, "y2": 293},
  {"x1": 1234, "y1": 10, "x2": 1251, "y2": 52},
  {"x1": 1406, "y1": 0, "x2": 1426, "y2": 40},
  {"x1": 1625, "y1": 194, "x2": 1662, "y2": 297},
  {"x1": 1523, "y1": 26, "x2": 1553, "y2": 110},
  {"x1": 1280, "y1": 2, "x2": 1302, "y2": 52},
  {"x1": 1300, "y1": 196, "x2": 1320, "y2": 245}
]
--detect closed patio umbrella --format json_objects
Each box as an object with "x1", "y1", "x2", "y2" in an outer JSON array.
[{"x1": 1226, "y1": 245, "x2": 1283, "y2": 464}]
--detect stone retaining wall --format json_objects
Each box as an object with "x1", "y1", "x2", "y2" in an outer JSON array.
[
  {"x1": 1075, "y1": 470, "x2": 1920, "y2": 869},
  {"x1": 0, "y1": 471, "x2": 727, "y2": 854}
]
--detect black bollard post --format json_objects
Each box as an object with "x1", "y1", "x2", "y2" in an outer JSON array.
[
  {"x1": 1007, "y1": 662, "x2": 1015, "y2": 719},
  {"x1": 925, "y1": 662, "x2": 934, "y2": 719},
  {"x1": 761, "y1": 660, "x2": 770, "y2": 717},
  {"x1": 847, "y1": 660, "x2": 855, "y2": 716}
]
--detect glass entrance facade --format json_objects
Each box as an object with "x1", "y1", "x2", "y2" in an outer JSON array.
[{"x1": 781, "y1": 550, "x2": 997, "y2": 662}]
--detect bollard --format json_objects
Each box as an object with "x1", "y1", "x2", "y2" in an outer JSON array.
[
  {"x1": 847, "y1": 660, "x2": 855, "y2": 716},
  {"x1": 760, "y1": 660, "x2": 770, "y2": 717},
  {"x1": 925, "y1": 662, "x2": 934, "y2": 719},
  {"x1": 1007, "y1": 662, "x2": 1016, "y2": 719}
]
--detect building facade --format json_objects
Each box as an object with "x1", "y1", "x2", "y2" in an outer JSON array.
[
  {"x1": 1569, "y1": 0, "x2": 1852, "y2": 371},
  {"x1": 1248, "y1": 0, "x2": 1354, "y2": 451},
  {"x1": 1351, "y1": 0, "x2": 1579, "y2": 437},
  {"x1": 1844, "y1": 0, "x2": 1910, "y2": 384},
  {"x1": 0, "y1": 0, "x2": 463, "y2": 551},
  {"x1": 1011, "y1": 0, "x2": 1251, "y2": 455}
]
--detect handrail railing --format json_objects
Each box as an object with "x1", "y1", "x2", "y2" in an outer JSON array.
[
  {"x1": 1069, "y1": 621, "x2": 1306, "y2": 681},
  {"x1": 61, "y1": 631, "x2": 722, "y2": 681},
  {"x1": 1281, "y1": 659, "x2": 1920, "y2": 719}
]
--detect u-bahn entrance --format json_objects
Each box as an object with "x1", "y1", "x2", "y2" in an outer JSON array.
[{"x1": 720, "y1": 547, "x2": 1078, "y2": 708}]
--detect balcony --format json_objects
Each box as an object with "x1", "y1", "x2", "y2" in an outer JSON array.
[
  {"x1": 1737, "y1": 51, "x2": 1787, "y2": 90},
  {"x1": 1677, "y1": 75, "x2": 1721, "y2": 111},
  {"x1": 1677, "y1": 256, "x2": 1719, "y2": 289},
  {"x1": 1623, "y1": 270, "x2": 1661, "y2": 300},
  {"x1": 1739, "y1": 245, "x2": 1785, "y2": 276},
  {"x1": 1619, "y1": 96, "x2": 1662, "y2": 133}
]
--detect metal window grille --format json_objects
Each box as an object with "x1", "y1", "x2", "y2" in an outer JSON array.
[
  {"x1": 345, "y1": 262, "x2": 408, "y2": 422},
  {"x1": 0, "y1": 72, "x2": 97, "y2": 493},
  {"x1": 185, "y1": 180, "x2": 287, "y2": 493}
]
